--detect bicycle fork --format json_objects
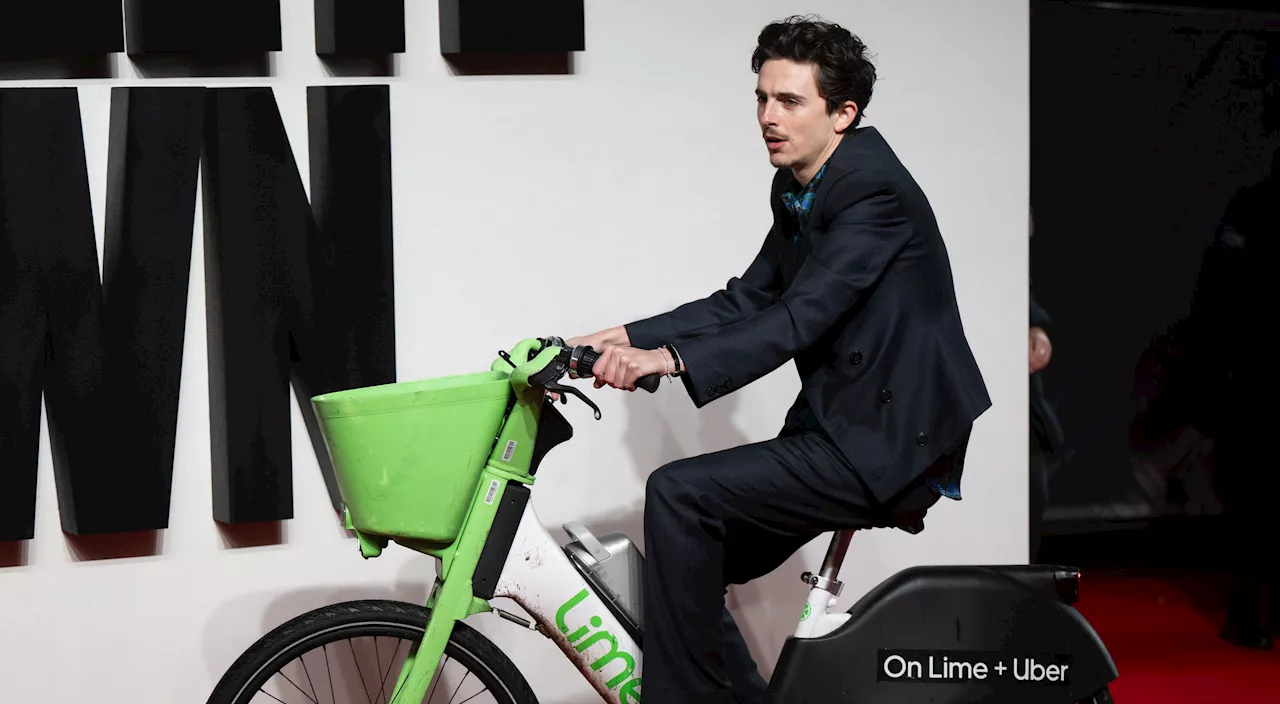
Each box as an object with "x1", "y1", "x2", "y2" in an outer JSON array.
[{"x1": 384, "y1": 471, "x2": 516, "y2": 703}]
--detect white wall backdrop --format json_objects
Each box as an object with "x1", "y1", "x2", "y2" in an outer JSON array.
[{"x1": 0, "y1": 1, "x2": 1028, "y2": 701}]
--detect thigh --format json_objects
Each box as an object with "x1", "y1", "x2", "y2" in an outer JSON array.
[{"x1": 649, "y1": 429, "x2": 933, "y2": 583}]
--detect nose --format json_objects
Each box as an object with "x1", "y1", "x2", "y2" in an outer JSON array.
[{"x1": 759, "y1": 99, "x2": 779, "y2": 126}]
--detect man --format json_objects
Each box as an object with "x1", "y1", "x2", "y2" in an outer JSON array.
[
  {"x1": 568, "y1": 16, "x2": 991, "y2": 701},
  {"x1": 1028, "y1": 291, "x2": 1063, "y2": 561},
  {"x1": 1184, "y1": 146, "x2": 1280, "y2": 649}
]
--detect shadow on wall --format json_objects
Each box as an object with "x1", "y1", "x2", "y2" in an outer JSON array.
[
  {"x1": 199, "y1": 554, "x2": 437, "y2": 686},
  {"x1": 0, "y1": 518, "x2": 304, "y2": 570},
  {"x1": 0, "y1": 540, "x2": 27, "y2": 568}
]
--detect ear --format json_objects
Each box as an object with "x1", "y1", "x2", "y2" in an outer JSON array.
[{"x1": 832, "y1": 101, "x2": 859, "y2": 133}]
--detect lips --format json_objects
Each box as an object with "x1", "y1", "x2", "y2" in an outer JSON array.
[{"x1": 765, "y1": 135, "x2": 786, "y2": 151}]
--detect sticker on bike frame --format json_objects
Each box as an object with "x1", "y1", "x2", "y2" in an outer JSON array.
[
  {"x1": 502, "y1": 440, "x2": 517, "y2": 462},
  {"x1": 485, "y1": 479, "x2": 500, "y2": 505}
]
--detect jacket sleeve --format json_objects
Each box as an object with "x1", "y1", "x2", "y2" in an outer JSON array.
[
  {"x1": 671, "y1": 171, "x2": 911, "y2": 406},
  {"x1": 623, "y1": 235, "x2": 782, "y2": 350}
]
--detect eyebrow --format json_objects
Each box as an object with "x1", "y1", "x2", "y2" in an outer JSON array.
[{"x1": 757, "y1": 90, "x2": 806, "y2": 102}]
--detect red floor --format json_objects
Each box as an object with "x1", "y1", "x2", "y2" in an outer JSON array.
[{"x1": 1074, "y1": 569, "x2": 1280, "y2": 702}]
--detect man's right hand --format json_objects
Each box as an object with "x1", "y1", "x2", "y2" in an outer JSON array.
[{"x1": 566, "y1": 325, "x2": 631, "y2": 352}]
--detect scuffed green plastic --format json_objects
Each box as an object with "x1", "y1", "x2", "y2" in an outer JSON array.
[
  {"x1": 310, "y1": 339, "x2": 566, "y2": 703},
  {"x1": 312, "y1": 370, "x2": 512, "y2": 544}
]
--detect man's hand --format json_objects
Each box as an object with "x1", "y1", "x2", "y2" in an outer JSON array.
[
  {"x1": 566, "y1": 325, "x2": 630, "y2": 353},
  {"x1": 1030, "y1": 326, "x2": 1052, "y2": 373},
  {"x1": 590, "y1": 345, "x2": 668, "y2": 391}
]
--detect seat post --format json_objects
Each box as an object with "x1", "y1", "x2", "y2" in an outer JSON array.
[
  {"x1": 819, "y1": 530, "x2": 855, "y2": 584},
  {"x1": 795, "y1": 530, "x2": 858, "y2": 639},
  {"x1": 801, "y1": 530, "x2": 856, "y2": 597}
]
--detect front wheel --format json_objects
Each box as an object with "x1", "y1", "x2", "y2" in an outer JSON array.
[{"x1": 207, "y1": 599, "x2": 539, "y2": 704}]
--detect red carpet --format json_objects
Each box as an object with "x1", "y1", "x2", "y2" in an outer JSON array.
[{"x1": 1074, "y1": 569, "x2": 1280, "y2": 702}]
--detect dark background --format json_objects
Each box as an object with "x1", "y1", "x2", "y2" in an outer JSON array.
[{"x1": 1031, "y1": 0, "x2": 1279, "y2": 565}]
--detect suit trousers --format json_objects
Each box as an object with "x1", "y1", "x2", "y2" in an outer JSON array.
[{"x1": 641, "y1": 424, "x2": 947, "y2": 703}]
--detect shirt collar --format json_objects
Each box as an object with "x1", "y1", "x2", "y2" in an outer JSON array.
[{"x1": 781, "y1": 162, "x2": 828, "y2": 219}]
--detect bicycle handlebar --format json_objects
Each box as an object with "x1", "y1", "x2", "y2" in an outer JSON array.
[
  {"x1": 572, "y1": 345, "x2": 662, "y2": 393},
  {"x1": 499, "y1": 336, "x2": 664, "y2": 421}
]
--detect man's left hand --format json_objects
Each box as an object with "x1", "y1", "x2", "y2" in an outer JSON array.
[{"x1": 589, "y1": 345, "x2": 668, "y2": 391}]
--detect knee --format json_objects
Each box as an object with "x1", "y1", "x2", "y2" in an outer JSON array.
[
  {"x1": 645, "y1": 461, "x2": 681, "y2": 504},
  {"x1": 645, "y1": 459, "x2": 699, "y2": 513}
]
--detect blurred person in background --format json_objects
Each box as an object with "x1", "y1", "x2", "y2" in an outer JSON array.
[
  {"x1": 1029, "y1": 211, "x2": 1065, "y2": 562},
  {"x1": 1182, "y1": 40, "x2": 1280, "y2": 646},
  {"x1": 1186, "y1": 146, "x2": 1280, "y2": 649}
]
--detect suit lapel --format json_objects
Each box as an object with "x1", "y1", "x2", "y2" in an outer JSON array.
[{"x1": 803, "y1": 130, "x2": 863, "y2": 236}]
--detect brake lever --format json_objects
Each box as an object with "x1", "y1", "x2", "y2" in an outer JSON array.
[{"x1": 544, "y1": 380, "x2": 602, "y2": 420}]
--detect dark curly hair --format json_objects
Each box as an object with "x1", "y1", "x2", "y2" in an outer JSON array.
[{"x1": 751, "y1": 15, "x2": 877, "y2": 128}]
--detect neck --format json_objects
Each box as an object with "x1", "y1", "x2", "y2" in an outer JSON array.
[{"x1": 793, "y1": 132, "x2": 845, "y2": 185}]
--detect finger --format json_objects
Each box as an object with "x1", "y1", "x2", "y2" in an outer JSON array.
[
  {"x1": 602, "y1": 349, "x2": 623, "y2": 389},
  {"x1": 605, "y1": 351, "x2": 624, "y2": 389},
  {"x1": 592, "y1": 348, "x2": 612, "y2": 385},
  {"x1": 596, "y1": 348, "x2": 614, "y2": 387},
  {"x1": 619, "y1": 353, "x2": 636, "y2": 390},
  {"x1": 614, "y1": 353, "x2": 628, "y2": 390},
  {"x1": 625, "y1": 357, "x2": 643, "y2": 391}
]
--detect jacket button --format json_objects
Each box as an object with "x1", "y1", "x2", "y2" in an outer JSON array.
[
  {"x1": 916, "y1": 432, "x2": 929, "y2": 447},
  {"x1": 879, "y1": 389, "x2": 892, "y2": 403},
  {"x1": 849, "y1": 351, "x2": 862, "y2": 365}
]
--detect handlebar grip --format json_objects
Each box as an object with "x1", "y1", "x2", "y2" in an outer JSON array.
[{"x1": 576, "y1": 346, "x2": 661, "y2": 394}]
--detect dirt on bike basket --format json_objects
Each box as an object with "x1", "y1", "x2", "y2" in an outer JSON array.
[{"x1": 311, "y1": 370, "x2": 513, "y2": 544}]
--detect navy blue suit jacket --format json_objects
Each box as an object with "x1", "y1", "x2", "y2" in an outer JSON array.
[{"x1": 625, "y1": 127, "x2": 991, "y2": 502}]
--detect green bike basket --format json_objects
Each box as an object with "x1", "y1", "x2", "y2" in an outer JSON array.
[{"x1": 311, "y1": 370, "x2": 512, "y2": 544}]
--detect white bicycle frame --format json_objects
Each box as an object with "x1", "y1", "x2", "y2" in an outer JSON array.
[{"x1": 490, "y1": 501, "x2": 854, "y2": 703}]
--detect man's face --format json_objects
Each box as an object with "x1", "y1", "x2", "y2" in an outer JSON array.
[{"x1": 756, "y1": 59, "x2": 855, "y2": 179}]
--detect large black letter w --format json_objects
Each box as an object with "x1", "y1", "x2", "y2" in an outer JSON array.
[{"x1": 0, "y1": 86, "x2": 396, "y2": 541}]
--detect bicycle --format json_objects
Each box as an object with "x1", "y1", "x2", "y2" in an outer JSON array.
[{"x1": 207, "y1": 336, "x2": 1118, "y2": 704}]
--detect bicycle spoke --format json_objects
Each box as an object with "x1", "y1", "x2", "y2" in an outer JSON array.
[
  {"x1": 374, "y1": 638, "x2": 385, "y2": 704},
  {"x1": 347, "y1": 638, "x2": 374, "y2": 704},
  {"x1": 374, "y1": 639, "x2": 406, "y2": 704},
  {"x1": 233, "y1": 619, "x2": 513, "y2": 704},
  {"x1": 447, "y1": 671, "x2": 470, "y2": 704},
  {"x1": 300, "y1": 651, "x2": 320, "y2": 704},
  {"x1": 324, "y1": 644, "x2": 336, "y2": 704},
  {"x1": 279, "y1": 669, "x2": 320, "y2": 704},
  {"x1": 425, "y1": 655, "x2": 453, "y2": 703}
]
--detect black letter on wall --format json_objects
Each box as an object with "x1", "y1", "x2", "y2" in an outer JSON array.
[
  {"x1": 203, "y1": 86, "x2": 396, "y2": 524},
  {"x1": 0, "y1": 1, "x2": 124, "y2": 58},
  {"x1": 315, "y1": 0, "x2": 405, "y2": 56},
  {"x1": 0, "y1": 88, "x2": 203, "y2": 540},
  {"x1": 0, "y1": 86, "x2": 395, "y2": 540},
  {"x1": 124, "y1": 0, "x2": 281, "y2": 55}
]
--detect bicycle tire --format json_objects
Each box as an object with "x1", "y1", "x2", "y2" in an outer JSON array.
[{"x1": 206, "y1": 599, "x2": 539, "y2": 704}]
